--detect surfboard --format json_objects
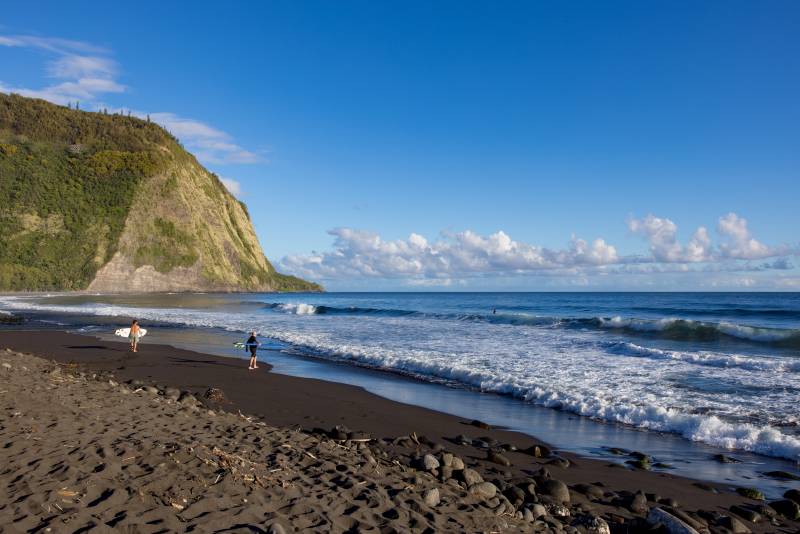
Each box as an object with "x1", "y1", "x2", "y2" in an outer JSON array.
[{"x1": 115, "y1": 327, "x2": 147, "y2": 338}]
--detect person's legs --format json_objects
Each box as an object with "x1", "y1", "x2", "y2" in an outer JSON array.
[
  {"x1": 132, "y1": 337, "x2": 138, "y2": 352},
  {"x1": 250, "y1": 349, "x2": 258, "y2": 369}
]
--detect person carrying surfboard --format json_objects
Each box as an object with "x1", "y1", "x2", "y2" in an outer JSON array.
[
  {"x1": 246, "y1": 331, "x2": 260, "y2": 370},
  {"x1": 129, "y1": 319, "x2": 142, "y2": 353}
]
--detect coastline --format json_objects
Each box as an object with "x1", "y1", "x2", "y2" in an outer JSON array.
[{"x1": 2, "y1": 330, "x2": 799, "y2": 532}]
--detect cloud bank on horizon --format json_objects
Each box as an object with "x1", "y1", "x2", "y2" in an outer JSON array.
[
  {"x1": 279, "y1": 213, "x2": 799, "y2": 288},
  {"x1": 0, "y1": 34, "x2": 257, "y2": 167}
]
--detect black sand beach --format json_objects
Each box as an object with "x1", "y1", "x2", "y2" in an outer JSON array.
[{"x1": 2, "y1": 330, "x2": 799, "y2": 533}]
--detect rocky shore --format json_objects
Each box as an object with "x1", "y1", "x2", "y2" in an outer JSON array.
[{"x1": 1, "y1": 331, "x2": 799, "y2": 533}]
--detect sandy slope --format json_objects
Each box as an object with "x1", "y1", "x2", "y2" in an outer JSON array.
[{"x1": 0, "y1": 350, "x2": 517, "y2": 533}]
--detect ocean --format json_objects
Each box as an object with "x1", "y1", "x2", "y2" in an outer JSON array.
[{"x1": 2, "y1": 292, "x2": 799, "y2": 466}]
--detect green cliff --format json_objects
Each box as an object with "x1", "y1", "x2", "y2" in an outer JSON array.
[{"x1": 0, "y1": 93, "x2": 321, "y2": 292}]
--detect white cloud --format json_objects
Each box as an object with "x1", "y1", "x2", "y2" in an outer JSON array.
[
  {"x1": 148, "y1": 112, "x2": 259, "y2": 164},
  {"x1": 0, "y1": 33, "x2": 258, "y2": 165},
  {"x1": 220, "y1": 177, "x2": 242, "y2": 197},
  {"x1": 0, "y1": 34, "x2": 121, "y2": 105},
  {"x1": 717, "y1": 212, "x2": 774, "y2": 259},
  {"x1": 281, "y1": 213, "x2": 797, "y2": 282},
  {"x1": 280, "y1": 228, "x2": 621, "y2": 281},
  {"x1": 628, "y1": 214, "x2": 685, "y2": 262}
]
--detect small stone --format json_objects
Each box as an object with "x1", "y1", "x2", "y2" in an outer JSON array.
[
  {"x1": 547, "y1": 456, "x2": 570, "y2": 468},
  {"x1": 572, "y1": 514, "x2": 611, "y2": 534},
  {"x1": 523, "y1": 444, "x2": 552, "y2": 458},
  {"x1": 440, "y1": 466, "x2": 453, "y2": 480},
  {"x1": 267, "y1": 523, "x2": 287, "y2": 534},
  {"x1": 423, "y1": 454, "x2": 440, "y2": 471},
  {"x1": 1, "y1": 362, "x2": 11, "y2": 369},
  {"x1": 785, "y1": 489, "x2": 800, "y2": 504},
  {"x1": 540, "y1": 479, "x2": 570, "y2": 504},
  {"x1": 460, "y1": 468, "x2": 483, "y2": 486},
  {"x1": 548, "y1": 503, "x2": 571, "y2": 518},
  {"x1": 627, "y1": 491, "x2": 648, "y2": 514},
  {"x1": 441, "y1": 453, "x2": 454, "y2": 467},
  {"x1": 204, "y1": 387, "x2": 226, "y2": 403},
  {"x1": 178, "y1": 393, "x2": 198, "y2": 406},
  {"x1": 108, "y1": 379, "x2": 118, "y2": 387},
  {"x1": 768, "y1": 499, "x2": 800, "y2": 520},
  {"x1": 144, "y1": 386, "x2": 159, "y2": 395},
  {"x1": 523, "y1": 508, "x2": 534, "y2": 521},
  {"x1": 718, "y1": 515, "x2": 751, "y2": 533},
  {"x1": 736, "y1": 487, "x2": 764, "y2": 500},
  {"x1": 470, "y1": 481, "x2": 498, "y2": 500},
  {"x1": 470, "y1": 419, "x2": 491, "y2": 429},
  {"x1": 730, "y1": 505, "x2": 761, "y2": 523},
  {"x1": 487, "y1": 450, "x2": 512, "y2": 466},
  {"x1": 164, "y1": 387, "x2": 180, "y2": 400},
  {"x1": 451, "y1": 456, "x2": 465, "y2": 470},
  {"x1": 713, "y1": 453, "x2": 742, "y2": 463},
  {"x1": 763, "y1": 470, "x2": 800, "y2": 481},
  {"x1": 647, "y1": 507, "x2": 700, "y2": 534},
  {"x1": 626, "y1": 458, "x2": 651, "y2": 470},
  {"x1": 423, "y1": 488, "x2": 440, "y2": 507},
  {"x1": 531, "y1": 503, "x2": 547, "y2": 519}
]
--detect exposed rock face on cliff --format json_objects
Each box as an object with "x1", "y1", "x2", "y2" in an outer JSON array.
[{"x1": 0, "y1": 93, "x2": 320, "y2": 292}]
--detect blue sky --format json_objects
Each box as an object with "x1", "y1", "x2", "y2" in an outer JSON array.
[{"x1": 2, "y1": 1, "x2": 799, "y2": 290}]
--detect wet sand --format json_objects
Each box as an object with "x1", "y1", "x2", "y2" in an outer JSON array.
[{"x1": 1, "y1": 330, "x2": 798, "y2": 533}]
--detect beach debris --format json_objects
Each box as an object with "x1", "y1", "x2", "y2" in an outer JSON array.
[
  {"x1": 647, "y1": 507, "x2": 701, "y2": 534},
  {"x1": 736, "y1": 487, "x2": 765, "y2": 500}
]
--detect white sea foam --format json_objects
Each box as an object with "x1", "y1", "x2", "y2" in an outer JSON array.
[
  {"x1": 611, "y1": 342, "x2": 800, "y2": 373},
  {"x1": 597, "y1": 315, "x2": 800, "y2": 343},
  {"x1": 2, "y1": 295, "x2": 799, "y2": 460},
  {"x1": 277, "y1": 303, "x2": 318, "y2": 315}
]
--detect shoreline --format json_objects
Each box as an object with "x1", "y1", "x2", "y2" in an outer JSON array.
[{"x1": 2, "y1": 329, "x2": 799, "y2": 532}]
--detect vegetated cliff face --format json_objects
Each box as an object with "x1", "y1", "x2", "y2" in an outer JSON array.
[{"x1": 0, "y1": 92, "x2": 321, "y2": 292}]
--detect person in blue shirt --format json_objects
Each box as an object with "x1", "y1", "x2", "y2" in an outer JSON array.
[{"x1": 245, "y1": 331, "x2": 260, "y2": 370}]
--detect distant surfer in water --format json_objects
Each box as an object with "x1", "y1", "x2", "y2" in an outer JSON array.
[
  {"x1": 129, "y1": 319, "x2": 142, "y2": 353},
  {"x1": 246, "y1": 331, "x2": 260, "y2": 370}
]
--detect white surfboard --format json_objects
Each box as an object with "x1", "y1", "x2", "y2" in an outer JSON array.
[{"x1": 115, "y1": 327, "x2": 147, "y2": 338}]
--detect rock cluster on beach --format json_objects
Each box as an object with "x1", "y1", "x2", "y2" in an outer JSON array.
[{"x1": 1, "y1": 348, "x2": 799, "y2": 533}]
